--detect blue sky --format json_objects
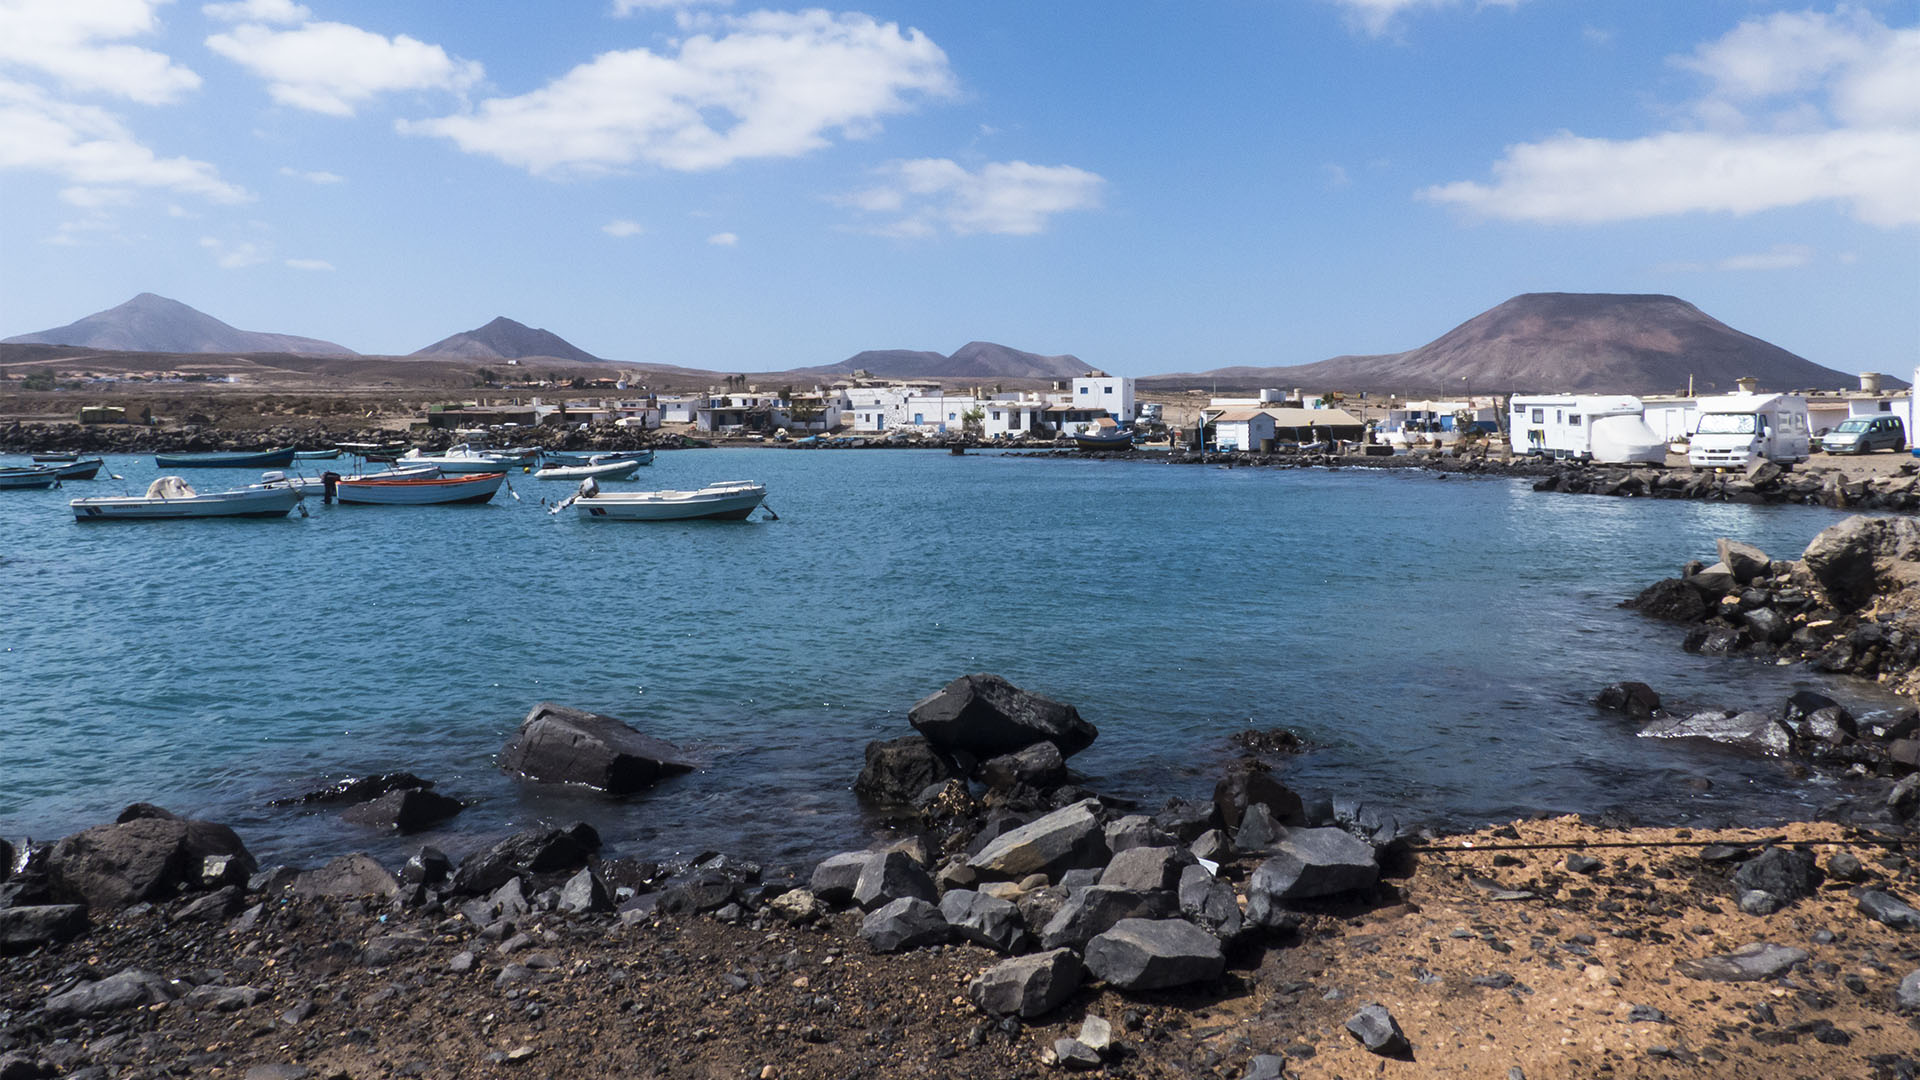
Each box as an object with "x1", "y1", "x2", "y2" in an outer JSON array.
[{"x1": 1, "y1": 0, "x2": 1915, "y2": 377}]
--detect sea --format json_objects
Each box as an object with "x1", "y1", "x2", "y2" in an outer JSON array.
[{"x1": 0, "y1": 449, "x2": 1901, "y2": 875}]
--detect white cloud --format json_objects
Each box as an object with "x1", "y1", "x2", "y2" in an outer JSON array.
[
  {"x1": 612, "y1": 0, "x2": 729, "y2": 13},
  {"x1": 602, "y1": 218, "x2": 644, "y2": 237},
  {"x1": 0, "y1": 78, "x2": 247, "y2": 201},
  {"x1": 403, "y1": 10, "x2": 955, "y2": 174},
  {"x1": 1322, "y1": 162, "x2": 1350, "y2": 190},
  {"x1": 843, "y1": 158, "x2": 1105, "y2": 237},
  {"x1": 206, "y1": 21, "x2": 482, "y2": 116},
  {"x1": 284, "y1": 256, "x2": 333, "y2": 270},
  {"x1": 58, "y1": 185, "x2": 136, "y2": 208},
  {"x1": 279, "y1": 165, "x2": 342, "y2": 183},
  {"x1": 202, "y1": 0, "x2": 311, "y2": 24},
  {"x1": 1324, "y1": 0, "x2": 1525, "y2": 37},
  {"x1": 1717, "y1": 243, "x2": 1815, "y2": 271},
  {"x1": 200, "y1": 235, "x2": 266, "y2": 268},
  {"x1": 1422, "y1": 8, "x2": 1920, "y2": 227},
  {"x1": 707, "y1": 231, "x2": 737, "y2": 245},
  {"x1": 0, "y1": 0, "x2": 202, "y2": 104}
]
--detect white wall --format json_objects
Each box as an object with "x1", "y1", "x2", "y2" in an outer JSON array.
[{"x1": 1071, "y1": 376, "x2": 1135, "y2": 422}]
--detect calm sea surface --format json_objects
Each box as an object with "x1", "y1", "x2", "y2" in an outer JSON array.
[{"x1": 0, "y1": 450, "x2": 1899, "y2": 873}]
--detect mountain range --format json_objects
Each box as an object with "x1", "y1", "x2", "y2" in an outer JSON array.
[{"x1": 2, "y1": 291, "x2": 1875, "y2": 394}]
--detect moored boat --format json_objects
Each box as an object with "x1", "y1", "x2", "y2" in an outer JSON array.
[
  {"x1": 334, "y1": 471, "x2": 506, "y2": 506},
  {"x1": 556, "y1": 478, "x2": 767, "y2": 521},
  {"x1": 294, "y1": 448, "x2": 342, "y2": 460},
  {"x1": 279, "y1": 464, "x2": 441, "y2": 497},
  {"x1": 71, "y1": 476, "x2": 303, "y2": 519},
  {"x1": 50, "y1": 457, "x2": 105, "y2": 480},
  {"x1": 0, "y1": 465, "x2": 63, "y2": 490},
  {"x1": 533, "y1": 458, "x2": 643, "y2": 481},
  {"x1": 398, "y1": 445, "x2": 536, "y2": 473},
  {"x1": 540, "y1": 449, "x2": 655, "y2": 467},
  {"x1": 1072, "y1": 428, "x2": 1135, "y2": 451},
  {"x1": 154, "y1": 447, "x2": 298, "y2": 469},
  {"x1": 31, "y1": 452, "x2": 78, "y2": 462}
]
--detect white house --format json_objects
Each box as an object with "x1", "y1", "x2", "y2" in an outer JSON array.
[{"x1": 1071, "y1": 375, "x2": 1135, "y2": 422}]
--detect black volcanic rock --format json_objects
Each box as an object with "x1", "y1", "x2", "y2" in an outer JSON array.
[
  {"x1": 4, "y1": 293, "x2": 356, "y2": 355},
  {"x1": 411, "y1": 316, "x2": 603, "y2": 363},
  {"x1": 1140, "y1": 293, "x2": 1865, "y2": 396}
]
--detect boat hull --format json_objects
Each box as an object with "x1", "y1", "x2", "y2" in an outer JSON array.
[
  {"x1": 52, "y1": 458, "x2": 104, "y2": 479},
  {"x1": 542, "y1": 449, "x2": 654, "y2": 467},
  {"x1": 154, "y1": 448, "x2": 298, "y2": 469},
  {"x1": 574, "y1": 482, "x2": 766, "y2": 521},
  {"x1": 535, "y1": 460, "x2": 642, "y2": 481},
  {"x1": 1073, "y1": 435, "x2": 1133, "y2": 451},
  {"x1": 71, "y1": 487, "x2": 303, "y2": 519},
  {"x1": 0, "y1": 468, "x2": 61, "y2": 490},
  {"x1": 335, "y1": 472, "x2": 505, "y2": 505}
]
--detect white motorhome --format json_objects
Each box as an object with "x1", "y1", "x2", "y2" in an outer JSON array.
[
  {"x1": 1687, "y1": 391, "x2": 1811, "y2": 468},
  {"x1": 1509, "y1": 395, "x2": 1666, "y2": 464}
]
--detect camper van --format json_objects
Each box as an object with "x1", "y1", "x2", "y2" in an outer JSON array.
[
  {"x1": 1687, "y1": 392, "x2": 1811, "y2": 469},
  {"x1": 1509, "y1": 395, "x2": 1666, "y2": 464}
]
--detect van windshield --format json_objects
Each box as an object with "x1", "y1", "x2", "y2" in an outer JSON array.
[{"x1": 1697, "y1": 413, "x2": 1758, "y2": 435}]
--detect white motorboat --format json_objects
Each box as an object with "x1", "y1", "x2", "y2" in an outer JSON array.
[
  {"x1": 71, "y1": 476, "x2": 304, "y2": 520},
  {"x1": 533, "y1": 458, "x2": 643, "y2": 482},
  {"x1": 554, "y1": 478, "x2": 767, "y2": 521},
  {"x1": 540, "y1": 449, "x2": 654, "y2": 467},
  {"x1": 398, "y1": 444, "x2": 535, "y2": 473}
]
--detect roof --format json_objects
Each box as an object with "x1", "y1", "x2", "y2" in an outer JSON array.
[
  {"x1": 1210, "y1": 406, "x2": 1365, "y2": 427},
  {"x1": 1211, "y1": 408, "x2": 1273, "y2": 423}
]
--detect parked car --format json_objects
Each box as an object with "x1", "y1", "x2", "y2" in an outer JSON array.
[{"x1": 1819, "y1": 415, "x2": 1905, "y2": 454}]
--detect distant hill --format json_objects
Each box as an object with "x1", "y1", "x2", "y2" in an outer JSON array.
[
  {"x1": 1141, "y1": 293, "x2": 1868, "y2": 396},
  {"x1": 3, "y1": 293, "x2": 356, "y2": 356},
  {"x1": 410, "y1": 316, "x2": 603, "y2": 363},
  {"x1": 800, "y1": 341, "x2": 1093, "y2": 381}
]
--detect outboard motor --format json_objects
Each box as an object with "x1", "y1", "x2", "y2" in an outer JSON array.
[
  {"x1": 321, "y1": 470, "x2": 341, "y2": 502},
  {"x1": 578, "y1": 476, "x2": 600, "y2": 499}
]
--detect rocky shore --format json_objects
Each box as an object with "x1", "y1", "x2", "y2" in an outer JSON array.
[
  {"x1": 4, "y1": 677, "x2": 1917, "y2": 1080},
  {"x1": 0, "y1": 422, "x2": 701, "y2": 457},
  {"x1": 1538, "y1": 457, "x2": 1920, "y2": 511}
]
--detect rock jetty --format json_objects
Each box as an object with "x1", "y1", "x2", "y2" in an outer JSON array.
[{"x1": 1538, "y1": 456, "x2": 1920, "y2": 510}]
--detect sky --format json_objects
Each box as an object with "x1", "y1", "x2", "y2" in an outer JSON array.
[{"x1": 0, "y1": 0, "x2": 1915, "y2": 377}]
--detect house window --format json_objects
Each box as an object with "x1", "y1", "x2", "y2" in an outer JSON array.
[
  {"x1": 1104, "y1": 386, "x2": 1113, "y2": 394},
  {"x1": 1570, "y1": 415, "x2": 1582, "y2": 426},
  {"x1": 1513, "y1": 402, "x2": 1526, "y2": 414},
  {"x1": 992, "y1": 411, "x2": 1001, "y2": 420},
  {"x1": 1531, "y1": 409, "x2": 1544, "y2": 423},
  {"x1": 948, "y1": 412, "x2": 956, "y2": 420},
  {"x1": 1079, "y1": 387, "x2": 1088, "y2": 395}
]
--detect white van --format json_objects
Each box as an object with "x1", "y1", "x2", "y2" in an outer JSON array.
[
  {"x1": 1687, "y1": 392, "x2": 1811, "y2": 468},
  {"x1": 1509, "y1": 395, "x2": 1666, "y2": 464}
]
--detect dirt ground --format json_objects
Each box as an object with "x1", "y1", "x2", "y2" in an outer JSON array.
[{"x1": 7, "y1": 816, "x2": 1915, "y2": 1080}]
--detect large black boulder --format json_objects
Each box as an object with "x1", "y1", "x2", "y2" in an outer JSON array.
[
  {"x1": 1731, "y1": 847, "x2": 1822, "y2": 902},
  {"x1": 47, "y1": 811, "x2": 255, "y2": 911},
  {"x1": 499, "y1": 703, "x2": 695, "y2": 795},
  {"x1": 450, "y1": 824, "x2": 601, "y2": 896},
  {"x1": 908, "y1": 674, "x2": 1097, "y2": 759},
  {"x1": 1626, "y1": 578, "x2": 1708, "y2": 623},
  {"x1": 342, "y1": 788, "x2": 465, "y2": 833}
]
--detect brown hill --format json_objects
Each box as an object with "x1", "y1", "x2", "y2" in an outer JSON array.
[
  {"x1": 3, "y1": 293, "x2": 356, "y2": 356},
  {"x1": 1142, "y1": 293, "x2": 1867, "y2": 395},
  {"x1": 411, "y1": 316, "x2": 603, "y2": 363},
  {"x1": 799, "y1": 341, "x2": 1092, "y2": 381}
]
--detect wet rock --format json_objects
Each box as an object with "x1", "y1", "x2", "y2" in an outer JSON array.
[
  {"x1": 47, "y1": 813, "x2": 255, "y2": 911},
  {"x1": 909, "y1": 674, "x2": 1098, "y2": 758},
  {"x1": 656, "y1": 870, "x2": 738, "y2": 914},
  {"x1": 293, "y1": 853, "x2": 400, "y2": 900},
  {"x1": 1099, "y1": 847, "x2": 1191, "y2": 893},
  {"x1": 1627, "y1": 579, "x2": 1708, "y2": 623},
  {"x1": 1177, "y1": 864, "x2": 1244, "y2": 940},
  {"x1": 968, "y1": 948, "x2": 1083, "y2": 1018},
  {"x1": 1246, "y1": 827, "x2": 1379, "y2": 902},
  {"x1": 1213, "y1": 763, "x2": 1303, "y2": 831},
  {"x1": 809, "y1": 852, "x2": 880, "y2": 907},
  {"x1": 967, "y1": 799, "x2": 1109, "y2": 882},
  {"x1": 1345, "y1": 1004, "x2": 1411, "y2": 1057},
  {"x1": 341, "y1": 788, "x2": 464, "y2": 833},
  {"x1": 0, "y1": 905, "x2": 87, "y2": 954},
  {"x1": 269, "y1": 772, "x2": 435, "y2": 807},
  {"x1": 1593, "y1": 682, "x2": 1661, "y2": 720},
  {"x1": 851, "y1": 851, "x2": 937, "y2": 912},
  {"x1": 1233, "y1": 804, "x2": 1286, "y2": 853},
  {"x1": 498, "y1": 702, "x2": 694, "y2": 795},
  {"x1": 1733, "y1": 847, "x2": 1822, "y2": 902},
  {"x1": 1857, "y1": 890, "x2": 1920, "y2": 931},
  {"x1": 1638, "y1": 710, "x2": 1793, "y2": 756},
  {"x1": 1744, "y1": 607, "x2": 1791, "y2": 645},
  {"x1": 939, "y1": 889, "x2": 1028, "y2": 953},
  {"x1": 41, "y1": 968, "x2": 176, "y2": 1019},
  {"x1": 1039, "y1": 885, "x2": 1175, "y2": 951},
  {"x1": 1150, "y1": 798, "x2": 1217, "y2": 843},
  {"x1": 1803, "y1": 515, "x2": 1920, "y2": 607},
  {"x1": 1716, "y1": 538, "x2": 1773, "y2": 583},
  {"x1": 400, "y1": 846, "x2": 453, "y2": 887},
  {"x1": 854, "y1": 735, "x2": 959, "y2": 804},
  {"x1": 556, "y1": 867, "x2": 613, "y2": 914},
  {"x1": 859, "y1": 896, "x2": 950, "y2": 953},
  {"x1": 978, "y1": 742, "x2": 1067, "y2": 791},
  {"x1": 1083, "y1": 918, "x2": 1224, "y2": 991},
  {"x1": 1675, "y1": 942, "x2": 1808, "y2": 982},
  {"x1": 449, "y1": 825, "x2": 599, "y2": 896}
]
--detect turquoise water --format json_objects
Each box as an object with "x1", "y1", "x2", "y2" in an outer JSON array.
[{"x1": 0, "y1": 450, "x2": 1896, "y2": 871}]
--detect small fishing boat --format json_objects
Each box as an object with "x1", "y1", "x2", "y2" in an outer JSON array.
[
  {"x1": 334, "y1": 471, "x2": 506, "y2": 506},
  {"x1": 294, "y1": 448, "x2": 342, "y2": 460},
  {"x1": 279, "y1": 464, "x2": 441, "y2": 497},
  {"x1": 50, "y1": 457, "x2": 105, "y2": 480},
  {"x1": 533, "y1": 457, "x2": 643, "y2": 482},
  {"x1": 0, "y1": 465, "x2": 63, "y2": 490},
  {"x1": 539, "y1": 448, "x2": 654, "y2": 467},
  {"x1": 31, "y1": 452, "x2": 79, "y2": 462},
  {"x1": 154, "y1": 447, "x2": 298, "y2": 469},
  {"x1": 71, "y1": 476, "x2": 303, "y2": 519},
  {"x1": 398, "y1": 445, "x2": 536, "y2": 473},
  {"x1": 1072, "y1": 428, "x2": 1135, "y2": 451},
  {"x1": 555, "y1": 478, "x2": 767, "y2": 521}
]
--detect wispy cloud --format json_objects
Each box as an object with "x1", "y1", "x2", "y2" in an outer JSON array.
[
  {"x1": 707, "y1": 231, "x2": 738, "y2": 246},
  {"x1": 841, "y1": 158, "x2": 1104, "y2": 237},
  {"x1": 279, "y1": 166, "x2": 343, "y2": 183},
  {"x1": 207, "y1": 20, "x2": 482, "y2": 117},
  {"x1": 202, "y1": 0, "x2": 310, "y2": 25},
  {"x1": 602, "y1": 219, "x2": 644, "y2": 237},
  {"x1": 1422, "y1": 8, "x2": 1920, "y2": 227},
  {"x1": 284, "y1": 256, "x2": 333, "y2": 270},
  {"x1": 0, "y1": 0, "x2": 202, "y2": 104},
  {"x1": 611, "y1": 0, "x2": 730, "y2": 14},
  {"x1": 1659, "y1": 243, "x2": 1817, "y2": 273},
  {"x1": 403, "y1": 11, "x2": 955, "y2": 174},
  {"x1": 0, "y1": 78, "x2": 247, "y2": 202},
  {"x1": 1323, "y1": 0, "x2": 1526, "y2": 38},
  {"x1": 200, "y1": 235, "x2": 266, "y2": 268}
]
